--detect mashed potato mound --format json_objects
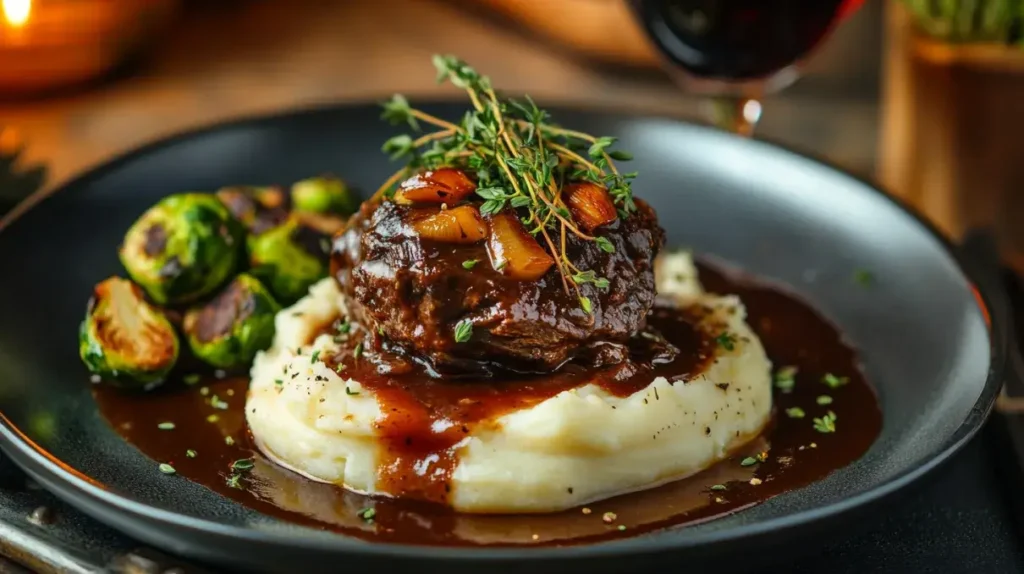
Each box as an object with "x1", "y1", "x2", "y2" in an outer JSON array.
[{"x1": 247, "y1": 251, "x2": 773, "y2": 513}]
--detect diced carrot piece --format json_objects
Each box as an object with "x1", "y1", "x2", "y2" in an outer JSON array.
[
  {"x1": 412, "y1": 205, "x2": 488, "y2": 243},
  {"x1": 564, "y1": 182, "x2": 618, "y2": 232},
  {"x1": 487, "y1": 212, "x2": 554, "y2": 281},
  {"x1": 395, "y1": 168, "x2": 477, "y2": 204}
]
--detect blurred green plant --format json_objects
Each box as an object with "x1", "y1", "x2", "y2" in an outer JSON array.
[
  {"x1": 0, "y1": 139, "x2": 46, "y2": 218},
  {"x1": 901, "y1": 0, "x2": 1024, "y2": 45}
]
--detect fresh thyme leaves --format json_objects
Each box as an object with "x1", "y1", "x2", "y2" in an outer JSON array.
[
  {"x1": 710, "y1": 484, "x2": 727, "y2": 491},
  {"x1": 159, "y1": 463, "x2": 176, "y2": 475},
  {"x1": 377, "y1": 54, "x2": 637, "y2": 297},
  {"x1": 813, "y1": 411, "x2": 838, "y2": 433},
  {"x1": 157, "y1": 421, "x2": 175, "y2": 430},
  {"x1": 740, "y1": 457, "x2": 758, "y2": 467},
  {"x1": 353, "y1": 342, "x2": 363, "y2": 360},
  {"x1": 186, "y1": 449, "x2": 197, "y2": 458},
  {"x1": 310, "y1": 350, "x2": 321, "y2": 364},
  {"x1": 358, "y1": 507, "x2": 376, "y2": 521},
  {"x1": 816, "y1": 395, "x2": 833, "y2": 406},
  {"x1": 183, "y1": 373, "x2": 201, "y2": 385},
  {"x1": 462, "y1": 259, "x2": 479, "y2": 269},
  {"x1": 785, "y1": 407, "x2": 806, "y2": 419},
  {"x1": 337, "y1": 319, "x2": 351, "y2": 335},
  {"x1": 571, "y1": 270, "x2": 610, "y2": 289},
  {"x1": 454, "y1": 319, "x2": 473, "y2": 343}
]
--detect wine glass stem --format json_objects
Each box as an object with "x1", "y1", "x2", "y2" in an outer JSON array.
[{"x1": 704, "y1": 96, "x2": 761, "y2": 137}]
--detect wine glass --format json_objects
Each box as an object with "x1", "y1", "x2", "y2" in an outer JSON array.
[{"x1": 628, "y1": 0, "x2": 866, "y2": 136}]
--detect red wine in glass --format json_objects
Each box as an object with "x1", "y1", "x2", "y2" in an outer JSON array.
[{"x1": 628, "y1": 0, "x2": 865, "y2": 135}]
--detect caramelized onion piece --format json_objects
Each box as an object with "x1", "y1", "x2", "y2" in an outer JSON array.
[
  {"x1": 487, "y1": 212, "x2": 555, "y2": 281},
  {"x1": 395, "y1": 168, "x2": 477, "y2": 204},
  {"x1": 412, "y1": 205, "x2": 488, "y2": 243},
  {"x1": 564, "y1": 182, "x2": 617, "y2": 232}
]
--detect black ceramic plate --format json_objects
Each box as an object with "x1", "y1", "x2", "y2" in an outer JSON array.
[{"x1": 0, "y1": 104, "x2": 1005, "y2": 574}]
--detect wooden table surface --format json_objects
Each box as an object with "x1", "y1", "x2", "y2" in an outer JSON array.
[{"x1": 0, "y1": 0, "x2": 879, "y2": 203}]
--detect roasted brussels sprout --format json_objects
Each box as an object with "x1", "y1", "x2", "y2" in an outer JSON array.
[
  {"x1": 182, "y1": 273, "x2": 281, "y2": 369},
  {"x1": 120, "y1": 193, "x2": 244, "y2": 305},
  {"x1": 248, "y1": 216, "x2": 330, "y2": 304},
  {"x1": 291, "y1": 175, "x2": 358, "y2": 216},
  {"x1": 79, "y1": 277, "x2": 179, "y2": 388},
  {"x1": 215, "y1": 185, "x2": 290, "y2": 234}
]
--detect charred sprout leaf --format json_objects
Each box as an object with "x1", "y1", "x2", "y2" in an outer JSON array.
[
  {"x1": 291, "y1": 175, "x2": 358, "y2": 216},
  {"x1": 454, "y1": 319, "x2": 473, "y2": 343},
  {"x1": 215, "y1": 185, "x2": 289, "y2": 234},
  {"x1": 182, "y1": 274, "x2": 281, "y2": 369},
  {"x1": 79, "y1": 277, "x2": 179, "y2": 389},
  {"x1": 247, "y1": 216, "x2": 329, "y2": 305},
  {"x1": 119, "y1": 193, "x2": 244, "y2": 305}
]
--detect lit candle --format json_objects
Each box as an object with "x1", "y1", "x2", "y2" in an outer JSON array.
[
  {"x1": 2, "y1": 0, "x2": 31, "y2": 28},
  {"x1": 1, "y1": 0, "x2": 32, "y2": 45}
]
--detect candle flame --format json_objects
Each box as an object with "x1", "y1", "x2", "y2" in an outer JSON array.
[{"x1": 2, "y1": 0, "x2": 31, "y2": 28}]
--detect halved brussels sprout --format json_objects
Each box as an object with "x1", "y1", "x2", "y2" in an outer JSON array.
[
  {"x1": 79, "y1": 277, "x2": 179, "y2": 389},
  {"x1": 215, "y1": 185, "x2": 290, "y2": 234},
  {"x1": 120, "y1": 193, "x2": 244, "y2": 305},
  {"x1": 182, "y1": 273, "x2": 281, "y2": 369},
  {"x1": 291, "y1": 175, "x2": 358, "y2": 216},
  {"x1": 247, "y1": 216, "x2": 330, "y2": 304}
]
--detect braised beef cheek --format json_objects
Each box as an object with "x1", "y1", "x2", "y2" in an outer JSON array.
[{"x1": 331, "y1": 199, "x2": 665, "y2": 375}]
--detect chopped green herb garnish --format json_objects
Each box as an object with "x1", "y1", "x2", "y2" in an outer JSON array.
[
  {"x1": 813, "y1": 411, "x2": 837, "y2": 433},
  {"x1": 336, "y1": 363, "x2": 346, "y2": 374},
  {"x1": 158, "y1": 463, "x2": 176, "y2": 475},
  {"x1": 358, "y1": 507, "x2": 376, "y2": 521},
  {"x1": 617, "y1": 525, "x2": 627, "y2": 531},
  {"x1": 224, "y1": 436, "x2": 235, "y2": 446},
  {"x1": 755, "y1": 451, "x2": 768, "y2": 463},
  {"x1": 157, "y1": 422, "x2": 175, "y2": 430},
  {"x1": 822, "y1": 373, "x2": 848, "y2": 389},
  {"x1": 199, "y1": 386, "x2": 210, "y2": 396},
  {"x1": 378, "y1": 326, "x2": 384, "y2": 336},
  {"x1": 183, "y1": 373, "x2": 201, "y2": 385},
  {"x1": 462, "y1": 259, "x2": 479, "y2": 269},
  {"x1": 710, "y1": 484, "x2": 727, "y2": 491},
  {"x1": 774, "y1": 366, "x2": 798, "y2": 393},
  {"x1": 715, "y1": 332, "x2": 737, "y2": 351},
  {"x1": 186, "y1": 449, "x2": 197, "y2": 458},
  {"x1": 346, "y1": 386, "x2": 360, "y2": 396},
  {"x1": 454, "y1": 319, "x2": 473, "y2": 343},
  {"x1": 226, "y1": 474, "x2": 243, "y2": 489},
  {"x1": 206, "y1": 414, "x2": 219, "y2": 423},
  {"x1": 740, "y1": 457, "x2": 758, "y2": 467},
  {"x1": 785, "y1": 407, "x2": 806, "y2": 419},
  {"x1": 209, "y1": 395, "x2": 229, "y2": 410},
  {"x1": 816, "y1": 395, "x2": 833, "y2": 406},
  {"x1": 231, "y1": 458, "x2": 255, "y2": 472},
  {"x1": 337, "y1": 319, "x2": 351, "y2": 335},
  {"x1": 854, "y1": 269, "x2": 874, "y2": 286},
  {"x1": 310, "y1": 350, "x2": 320, "y2": 364},
  {"x1": 353, "y1": 342, "x2": 363, "y2": 359},
  {"x1": 274, "y1": 379, "x2": 284, "y2": 387}
]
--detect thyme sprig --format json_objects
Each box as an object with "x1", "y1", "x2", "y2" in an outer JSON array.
[{"x1": 376, "y1": 55, "x2": 638, "y2": 303}]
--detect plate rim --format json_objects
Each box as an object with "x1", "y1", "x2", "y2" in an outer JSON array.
[{"x1": 0, "y1": 100, "x2": 1007, "y2": 562}]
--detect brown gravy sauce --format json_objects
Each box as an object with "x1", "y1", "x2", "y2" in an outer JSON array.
[{"x1": 93, "y1": 261, "x2": 882, "y2": 546}]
